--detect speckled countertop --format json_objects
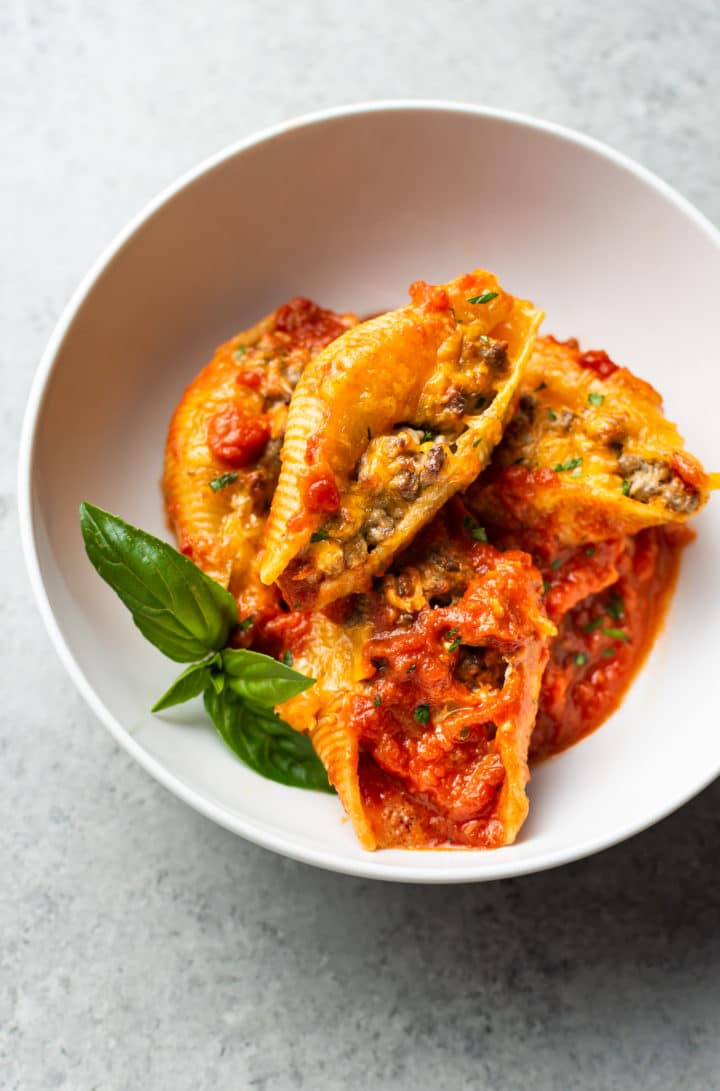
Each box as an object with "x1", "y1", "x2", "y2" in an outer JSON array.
[{"x1": 3, "y1": 2, "x2": 719, "y2": 1088}]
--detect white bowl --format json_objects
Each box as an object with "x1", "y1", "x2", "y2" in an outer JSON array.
[{"x1": 19, "y1": 102, "x2": 720, "y2": 882}]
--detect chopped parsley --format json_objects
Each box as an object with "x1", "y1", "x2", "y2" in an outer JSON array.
[
  {"x1": 407, "y1": 664, "x2": 417, "y2": 674},
  {"x1": 551, "y1": 558, "x2": 562, "y2": 570},
  {"x1": 606, "y1": 591, "x2": 625, "y2": 621},
  {"x1": 373, "y1": 694, "x2": 382, "y2": 708},
  {"x1": 209, "y1": 472, "x2": 238, "y2": 492},
  {"x1": 238, "y1": 615, "x2": 255, "y2": 632},
  {"x1": 553, "y1": 457, "x2": 583, "y2": 473},
  {"x1": 310, "y1": 529, "x2": 330, "y2": 542},
  {"x1": 282, "y1": 650, "x2": 293, "y2": 666},
  {"x1": 585, "y1": 546, "x2": 596, "y2": 557},
  {"x1": 233, "y1": 344, "x2": 247, "y2": 357},
  {"x1": 536, "y1": 381, "x2": 548, "y2": 392},
  {"x1": 601, "y1": 648, "x2": 616, "y2": 658},
  {"x1": 473, "y1": 437, "x2": 483, "y2": 448},
  {"x1": 460, "y1": 726, "x2": 470, "y2": 739},
  {"x1": 446, "y1": 628, "x2": 461, "y2": 652},
  {"x1": 602, "y1": 627, "x2": 630, "y2": 642},
  {"x1": 467, "y1": 291, "x2": 499, "y2": 305},
  {"x1": 583, "y1": 617, "x2": 603, "y2": 634},
  {"x1": 463, "y1": 516, "x2": 487, "y2": 541},
  {"x1": 547, "y1": 408, "x2": 558, "y2": 422},
  {"x1": 573, "y1": 652, "x2": 588, "y2": 667},
  {"x1": 543, "y1": 580, "x2": 551, "y2": 594},
  {"x1": 587, "y1": 391, "x2": 605, "y2": 407},
  {"x1": 621, "y1": 479, "x2": 631, "y2": 496},
  {"x1": 421, "y1": 430, "x2": 435, "y2": 443},
  {"x1": 413, "y1": 704, "x2": 430, "y2": 724}
]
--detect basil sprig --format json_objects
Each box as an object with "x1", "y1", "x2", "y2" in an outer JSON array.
[
  {"x1": 79, "y1": 503, "x2": 332, "y2": 793},
  {"x1": 204, "y1": 687, "x2": 333, "y2": 792},
  {"x1": 80, "y1": 503, "x2": 238, "y2": 661}
]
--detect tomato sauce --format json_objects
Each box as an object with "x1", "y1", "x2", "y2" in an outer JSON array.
[
  {"x1": 524, "y1": 525, "x2": 689, "y2": 759},
  {"x1": 304, "y1": 471, "x2": 341, "y2": 513},
  {"x1": 207, "y1": 402, "x2": 271, "y2": 467},
  {"x1": 577, "y1": 348, "x2": 619, "y2": 380},
  {"x1": 274, "y1": 297, "x2": 350, "y2": 351}
]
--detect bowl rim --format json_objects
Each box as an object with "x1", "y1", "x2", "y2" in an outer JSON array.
[{"x1": 18, "y1": 99, "x2": 720, "y2": 883}]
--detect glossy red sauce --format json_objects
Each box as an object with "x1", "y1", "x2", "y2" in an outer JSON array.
[
  {"x1": 520, "y1": 525, "x2": 688, "y2": 759},
  {"x1": 305, "y1": 472, "x2": 341, "y2": 513},
  {"x1": 577, "y1": 348, "x2": 619, "y2": 379},
  {"x1": 274, "y1": 297, "x2": 350, "y2": 351},
  {"x1": 207, "y1": 403, "x2": 270, "y2": 467}
]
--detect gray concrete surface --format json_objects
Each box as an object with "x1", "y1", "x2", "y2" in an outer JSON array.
[{"x1": 3, "y1": 2, "x2": 719, "y2": 1088}]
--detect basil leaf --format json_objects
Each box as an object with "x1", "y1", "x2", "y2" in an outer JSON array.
[
  {"x1": 151, "y1": 655, "x2": 221, "y2": 711},
  {"x1": 79, "y1": 503, "x2": 238, "y2": 662},
  {"x1": 221, "y1": 648, "x2": 315, "y2": 707},
  {"x1": 203, "y1": 687, "x2": 334, "y2": 792}
]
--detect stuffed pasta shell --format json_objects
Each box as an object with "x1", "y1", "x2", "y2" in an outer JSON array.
[
  {"x1": 260, "y1": 271, "x2": 543, "y2": 609},
  {"x1": 466, "y1": 335, "x2": 715, "y2": 547},
  {"x1": 163, "y1": 298, "x2": 356, "y2": 622},
  {"x1": 271, "y1": 505, "x2": 554, "y2": 850}
]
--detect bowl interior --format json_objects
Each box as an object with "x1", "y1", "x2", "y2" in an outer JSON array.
[{"x1": 24, "y1": 105, "x2": 720, "y2": 880}]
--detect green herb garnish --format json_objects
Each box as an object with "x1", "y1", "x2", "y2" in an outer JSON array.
[
  {"x1": 602, "y1": 627, "x2": 630, "y2": 642},
  {"x1": 547, "y1": 408, "x2": 558, "y2": 422},
  {"x1": 553, "y1": 457, "x2": 583, "y2": 473},
  {"x1": 446, "y1": 627, "x2": 462, "y2": 652},
  {"x1": 543, "y1": 580, "x2": 551, "y2": 594},
  {"x1": 587, "y1": 392, "x2": 605, "y2": 407},
  {"x1": 209, "y1": 472, "x2": 238, "y2": 492},
  {"x1": 467, "y1": 291, "x2": 499, "y2": 305},
  {"x1": 583, "y1": 618, "x2": 603, "y2": 634},
  {"x1": 460, "y1": 726, "x2": 470, "y2": 739},
  {"x1": 621, "y1": 479, "x2": 631, "y2": 496},
  {"x1": 606, "y1": 591, "x2": 625, "y2": 621},
  {"x1": 536, "y1": 382, "x2": 548, "y2": 392},
  {"x1": 282, "y1": 650, "x2": 293, "y2": 667},
  {"x1": 79, "y1": 502, "x2": 331, "y2": 793},
  {"x1": 421, "y1": 430, "x2": 435, "y2": 443},
  {"x1": 311, "y1": 529, "x2": 330, "y2": 542},
  {"x1": 238, "y1": 615, "x2": 255, "y2": 632},
  {"x1": 601, "y1": 648, "x2": 615, "y2": 658},
  {"x1": 573, "y1": 652, "x2": 588, "y2": 667},
  {"x1": 585, "y1": 546, "x2": 596, "y2": 557},
  {"x1": 233, "y1": 344, "x2": 247, "y2": 357},
  {"x1": 463, "y1": 516, "x2": 487, "y2": 541},
  {"x1": 551, "y1": 558, "x2": 562, "y2": 570},
  {"x1": 204, "y1": 687, "x2": 332, "y2": 791},
  {"x1": 413, "y1": 704, "x2": 431, "y2": 724},
  {"x1": 373, "y1": 694, "x2": 382, "y2": 708}
]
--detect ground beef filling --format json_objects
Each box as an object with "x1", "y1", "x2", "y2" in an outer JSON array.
[
  {"x1": 299, "y1": 336, "x2": 511, "y2": 581},
  {"x1": 618, "y1": 453, "x2": 699, "y2": 513},
  {"x1": 306, "y1": 428, "x2": 453, "y2": 580}
]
